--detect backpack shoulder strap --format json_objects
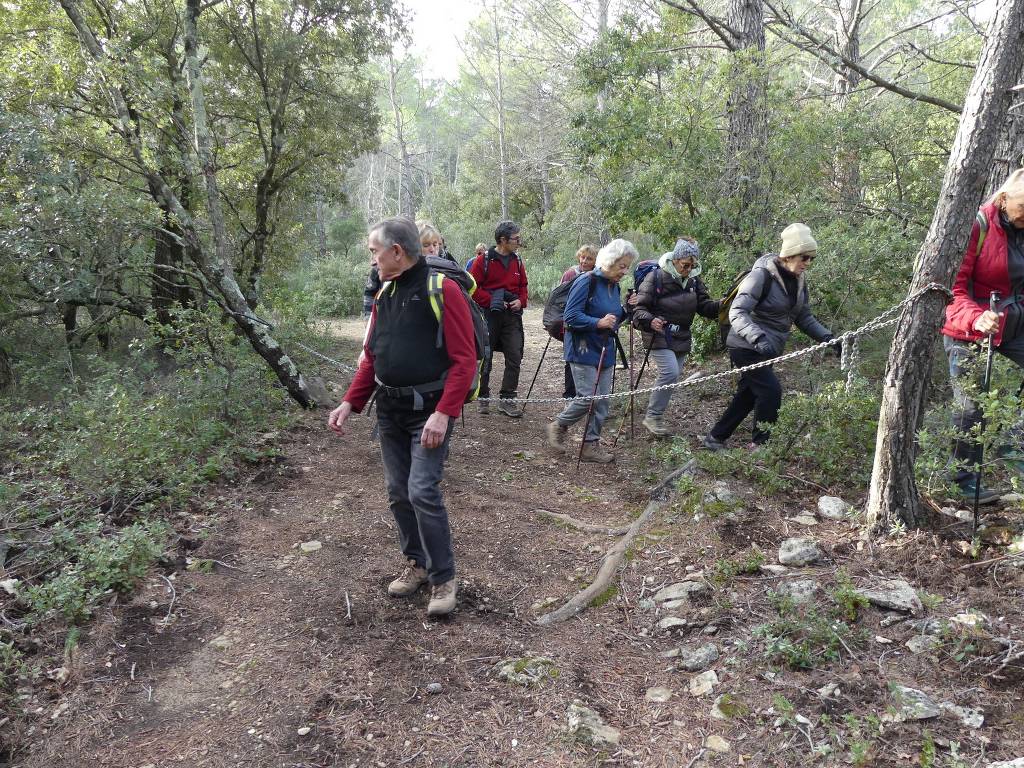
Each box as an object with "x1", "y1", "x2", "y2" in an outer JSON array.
[
  {"x1": 586, "y1": 270, "x2": 599, "y2": 304},
  {"x1": 759, "y1": 267, "x2": 772, "y2": 302},
  {"x1": 975, "y1": 209, "x2": 989, "y2": 259},
  {"x1": 427, "y1": 271, "x2": 445, "y2": 348}
]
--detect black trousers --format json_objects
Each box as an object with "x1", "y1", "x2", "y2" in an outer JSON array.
[
  {"x1": 708, "y1": 347, "x2": 782, "y2": 445},
  {"x1": 480, "y1": 310, "x2": 524, "y2": 399}
]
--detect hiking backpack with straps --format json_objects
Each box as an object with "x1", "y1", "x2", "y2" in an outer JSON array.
[
  {"x1": 376, "y1": 256, "x2": 491, "y2": 404},
  {"x1": 632, "y1": 260, "x2": 666, "y2": 296},
  {"x1": 717, "y1": 261, "x2": 775, "y2": 342},
  {"x1": 542, "y1": 270, "x2": 599, "y2": 341}
]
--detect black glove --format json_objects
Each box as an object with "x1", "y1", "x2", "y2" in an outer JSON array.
[
  {"x1": 754, "y1": 337, "x2": 777, "y2": 357},
  {"x1": 489, "y1": 291, "x2": 506, "y2": 312}
]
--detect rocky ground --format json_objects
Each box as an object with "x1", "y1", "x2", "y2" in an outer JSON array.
[{"x1": 5, "y1": 309, "x2": 1024, "y2": 767}]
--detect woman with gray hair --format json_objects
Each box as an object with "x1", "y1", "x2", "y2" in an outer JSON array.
[
  {"x1": 547, "y1": 239, "x2": 637, "y2": 463},
  {"x1": 632, "y1": 237, "x2": 720, "y2": 436}
]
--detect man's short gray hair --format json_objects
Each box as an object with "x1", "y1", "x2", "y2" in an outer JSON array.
[
  {"x1": 370, "y1": 217, "x2": 422, "y2": 261},
  {"x1": 596, "y1": 238, "x2": 639, "y2": 270}
]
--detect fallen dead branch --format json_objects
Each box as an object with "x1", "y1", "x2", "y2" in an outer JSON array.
[
  {"x1": 957, "y1": 551, "x2": 1024, "y2": 570},
  {"x1": 535, "y1": 509, "x2": 631, "y2": 536},
  {"x1": 535, "y1": 460, "x2": 697, "y2": 627}
]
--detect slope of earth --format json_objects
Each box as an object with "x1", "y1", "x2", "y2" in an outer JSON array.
[{"x1": 10, "y1": 308, "x2": 1024, "y2": 768}]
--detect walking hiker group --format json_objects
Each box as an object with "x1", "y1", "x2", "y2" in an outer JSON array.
[{"x1": 330, "y1": 167, "x2": 1024, "y2": 616}]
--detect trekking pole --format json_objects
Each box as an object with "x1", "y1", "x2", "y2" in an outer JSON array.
[
  {"x1": 611, "y1": 341, "x2": 653, "y2": 448},
  {"x1": 628, "y1": 321, "x2": 636, "y2": 437},
  {"x1": 615, "y1": 333, "x2": 629, "y2": 370},
  {"x1": 522, "y1": 335, "x2": 552, "y2": 415},
  {"x1": 576, "y1": 331, "x2": 610, "y2": 471},
  {"x1": 973, "y1": 290, "x2": 999, "y2": 536}
]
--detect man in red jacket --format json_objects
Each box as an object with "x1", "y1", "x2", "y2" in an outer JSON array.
[
  {"x1": 470, "y1": 220, "x2": 529, "y2": 417},
  {"x1": 329, "y1": 217, "x2": 476, "y2": 616}
]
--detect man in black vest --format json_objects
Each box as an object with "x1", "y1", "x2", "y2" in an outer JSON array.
[{"x1": 329, "y1": 218, "x2": 477, "y2": 617}]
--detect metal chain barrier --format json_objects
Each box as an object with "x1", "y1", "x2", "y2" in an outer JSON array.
[
  {"x1": 298, "y1": 282, "x2": 951, "y2": 404},
  {"x1": 294, "y1": 340, "x2": 359, "y2": 374}
]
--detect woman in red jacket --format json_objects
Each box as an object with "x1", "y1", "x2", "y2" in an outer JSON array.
[{"x1": 942, "y1": 168, "x2": 1024, "y2": 502}]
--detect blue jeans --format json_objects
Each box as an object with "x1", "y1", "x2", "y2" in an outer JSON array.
[
  {"x1": 377, "y1": 407, "x2": 455, "y2": 584},
  {"x1": 945, "y1": 335, "x2": 1024, "y2": 483},
  {"x1": 646, "y1": 349, "x2": 687, "y2": 418},
  {"x1": 556, "y1": 363, "x2": 613, "y2": 442}
]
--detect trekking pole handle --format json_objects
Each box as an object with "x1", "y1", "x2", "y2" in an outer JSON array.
[{"x1": 989, "y1": 291, "x2": 999, "y2": 315}]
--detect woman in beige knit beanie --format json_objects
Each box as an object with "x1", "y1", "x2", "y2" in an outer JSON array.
[{"x1": 702, "y1": 222, "x2": 836, "y2": 450}]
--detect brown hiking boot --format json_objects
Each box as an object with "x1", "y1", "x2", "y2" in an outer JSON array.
[
  {"x1": 642, "y1": 415, "x2": 672, "y2": 437},
  {"x1": 387, "y1": 559, "x2": 428, "y2": 597},
  {"x1": 427, "y1": 579, "x2": 458, "y2": 616},
  {"x1": 580, "y1": 440, "x2": 614, "y2": 464},
  {"x1": 547, "y1": 421, "x2": 569, "y2": 452},
  {"x1": 497, "y1": 399, "x2": 523, "y2": 418}
]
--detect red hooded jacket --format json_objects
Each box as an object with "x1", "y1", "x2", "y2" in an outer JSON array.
[{"x1": 942, "y1": 202, "x2": 1013, "y2": 346}]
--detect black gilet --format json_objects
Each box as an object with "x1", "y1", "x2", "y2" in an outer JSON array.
[{"x1": 369, "y1": 259, "x2": 448, "y2": 388}]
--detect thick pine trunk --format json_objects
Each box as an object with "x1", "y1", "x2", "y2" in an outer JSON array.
[
  {"x1": 723, "y1": 0, "x2": 768, "y2": 249},
  {"x1": 866, "y1": 0, "x2": 1024, "y2": 531}
]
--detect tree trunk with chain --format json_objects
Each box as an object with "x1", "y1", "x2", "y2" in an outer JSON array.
[{"x1": 866, "y1": 0, "x2": 1024, "y2": 531}]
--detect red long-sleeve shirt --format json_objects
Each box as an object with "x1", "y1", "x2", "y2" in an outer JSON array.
[
  {"x1": 469, "y1": 248, "x2": 529, "y2": 310},
  {"x1": 343, "y1": 275, "x2": 477, "y2": 418}
]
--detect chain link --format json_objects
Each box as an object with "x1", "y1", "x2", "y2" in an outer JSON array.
[
  {"x1": 296, "y1": 281, "x2": 952, "y2": 405},
  {"x1": 294, "y1": 340, "x2": 359, "y2": 374}
]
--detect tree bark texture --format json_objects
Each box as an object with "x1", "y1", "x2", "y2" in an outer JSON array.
[
  {"x1": 832, "y1": 0, "x2": 863, "y2": 211},
  {"x1": 723, "y1": 0, "x2": 768, "y2": 248},
  {"x1": 58, "y1": 0, "x2": 314, "y2": 408},
  {"x1": 866, "y1": 0, "x2": 1024, "y2": 531},
  {"x1": 985, "y1": 59, "x2": 1024, "y2": 198}
]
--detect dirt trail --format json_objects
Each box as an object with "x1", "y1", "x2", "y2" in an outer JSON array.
[{"x1": 17, "y1": 309, "x2": 1024, "y2": 767}]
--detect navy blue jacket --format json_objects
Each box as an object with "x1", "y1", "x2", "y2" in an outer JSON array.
[{"x1": 563, "y1": 269, "x2": 626, "y2": 366}]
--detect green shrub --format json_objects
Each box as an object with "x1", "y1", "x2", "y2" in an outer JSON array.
[
  {"x1": 696, "y1": 378, "x2": 880, "y2": 492},
  {"x1": 757, "y1": 582, "x2": 868, "y2": 670},
  {"x1": 22, "y1": 519, "x2": 168, "y2": 623},
  {"x1": 0, "y1": 314, "x2": 295, "y2": 637}
]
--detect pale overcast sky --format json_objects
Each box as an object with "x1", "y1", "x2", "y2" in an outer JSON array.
[
  {"x1": 398, "y1": 0, "x2": 482, "y2": 81},
  {"x1": 395, "y1": 0, "x2": 999, "y2": 82}
]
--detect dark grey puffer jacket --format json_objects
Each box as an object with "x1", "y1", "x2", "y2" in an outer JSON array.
[{"x1": 727, "y1": 254, "x2": 832, "y2": 356}]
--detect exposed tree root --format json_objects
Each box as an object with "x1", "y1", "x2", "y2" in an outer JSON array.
[
  {"x1": 535, "y1": 509, "x2": 630, "y2": 536},
  {"x1": 535, "y1": 460, "x2": 697, "y2": 626}
]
